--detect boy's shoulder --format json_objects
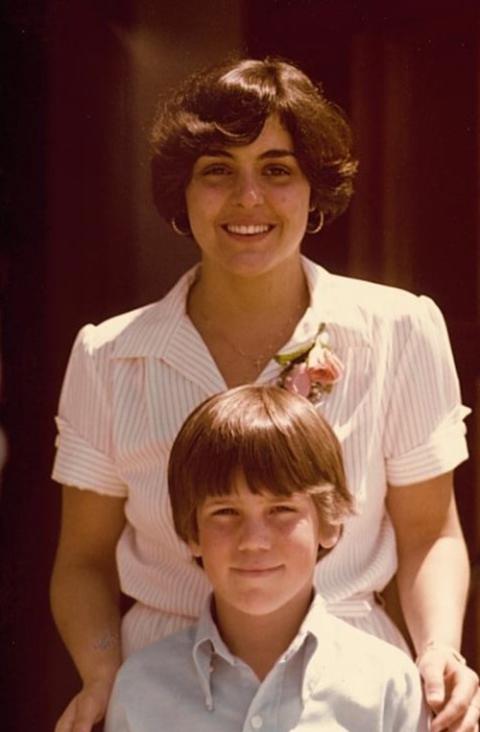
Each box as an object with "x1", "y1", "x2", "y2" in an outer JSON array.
[
  {"x1": 106, "y1": 625, "x2": 208, "y2": 731},
  {"x1": 317, "y1": 611, "x2": 420, "y2": 685},
  {"x1": 303, "y1": 609, "x2": 428, "y2": 730},
  {"x1": 117, "y1": 623, "x2": 197, "y2": 685},
  {"x1": 324, "y1": 611, "x2": 409, "y2": 656}
]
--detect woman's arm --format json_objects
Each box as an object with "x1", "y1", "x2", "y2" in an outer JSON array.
[
  {"x1": 387, "y1": 471, "x2": 479, "y2": 732},
  {"x1": 50, "y1": 485, "x2": 127, "y2": 732}
]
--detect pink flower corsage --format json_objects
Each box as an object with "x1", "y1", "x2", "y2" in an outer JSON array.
[{"x1": 275, "y1": 324, "x2": 344, "y2": 404}]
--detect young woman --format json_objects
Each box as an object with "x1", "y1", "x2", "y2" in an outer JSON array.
[{"x1": 50, "y1": 57, "x2": 479, "y2": 732}]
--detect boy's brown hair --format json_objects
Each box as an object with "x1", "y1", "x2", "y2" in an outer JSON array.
[{"x1": 168, "y1": 385, "x2": 354, "y2": 544}]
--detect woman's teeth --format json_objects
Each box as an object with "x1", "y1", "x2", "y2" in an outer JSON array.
[{"x1": 225, "y1": 224, "x2": 271, "y2": 235}]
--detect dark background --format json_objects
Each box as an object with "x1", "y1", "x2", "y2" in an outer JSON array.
[{"x1": 2, "y1": 1, "x2": 479, "y2": 730}]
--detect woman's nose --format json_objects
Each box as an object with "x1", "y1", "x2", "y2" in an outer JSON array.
[
  {"x1": 232, "y1": 172, "x2": 264, "y2": 207},
  {"x1": 237, "y1": 518, "x2": 272, "y2": 551}
]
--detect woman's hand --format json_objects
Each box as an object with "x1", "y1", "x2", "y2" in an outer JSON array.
[
  {"x1": 50, "y1": 487, "x2": 126, "y2": 732},
  {"x1": 416, "y1": 645, "x2": 480, "y2": 732},
  {"x1": 387, "y1": 473, "x2": 477, "y2": 731},
  {"x1": 54, "y1": 676, "x2": 115, "y2": 732}
]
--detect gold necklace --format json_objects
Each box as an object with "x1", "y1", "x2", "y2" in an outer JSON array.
[
  {"x1": 219, "y1": 336, "x2": 278, "y2": 370},
  {"x1": 199, "y1": 308, "x2": 306, "y2": 370},
  {"x1": 189, "y1": 274, "x2": 310, "y2": 371}
]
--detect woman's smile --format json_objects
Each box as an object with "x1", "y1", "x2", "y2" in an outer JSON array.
[
  {"x1": 222, "y1": 222, "x2": 275, "y2": 239},
  {"x1": 220, "y1": 221, "x2": 276, "y2": 246}
]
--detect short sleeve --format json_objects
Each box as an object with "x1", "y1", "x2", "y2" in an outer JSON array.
[
  {"x1": 51, "y1": 325, "x2": 128, "y2": 496},
  {"x1": 384, "y1": 296, "x2": 470, "y2": 486}
]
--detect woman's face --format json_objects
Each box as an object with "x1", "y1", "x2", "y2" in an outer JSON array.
[{"x1": 185, "y1": 115, "x2": 311, "y2": 279}]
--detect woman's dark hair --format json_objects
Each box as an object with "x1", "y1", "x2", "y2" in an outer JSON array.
[
  {"x1": 150, "y1": 57, "x2": 358, "y2": 228},
  {"x1": 168, "y1": 385, "x2": 355, "y2": 545}
]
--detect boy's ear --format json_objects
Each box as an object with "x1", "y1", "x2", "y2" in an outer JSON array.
[
  {"x1": 318, "y1": 522, "x2": 341, "y2": 550},
  {"x1": 188, "y1": 539, "x2": 202, "y2": 558}
]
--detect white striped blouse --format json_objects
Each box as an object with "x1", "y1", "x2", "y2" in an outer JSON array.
[{"x1": 52, "y1": 257, "x2": 469, "y2": 652}]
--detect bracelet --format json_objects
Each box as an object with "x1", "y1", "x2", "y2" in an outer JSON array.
[{"x1": 416, "y1": 640, "x2": 466, "y2": 666}]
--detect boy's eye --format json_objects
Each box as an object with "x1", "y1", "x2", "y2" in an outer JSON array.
[
  {"x1": 271, "y1": 503, "x2": 297, "y2": 514},
  {"x1": 210, "y1": 506, "x2": 238, "y2": 517}
]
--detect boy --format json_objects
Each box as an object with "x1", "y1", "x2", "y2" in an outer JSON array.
[{"x1": 106, "y1": 385, "x2": 429, "y2": 731}]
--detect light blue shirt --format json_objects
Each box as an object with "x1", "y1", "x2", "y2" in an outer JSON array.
[{"x1": 106, "y1": 594, "x2": 429, "y2": 731}]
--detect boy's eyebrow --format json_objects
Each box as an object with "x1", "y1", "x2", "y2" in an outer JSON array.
[
  {"x1": 199, "y1": 148, "x2": 296, "y2": 160},
  {"x1": 202, "y1": 495, "x2": 237, "y2": 505},
  {"x1": 262, "y1": 493, "x2": 299, "y2": 503},
  {"x1": 203, "y1": 492, "x2": 298, "y2": 505}
]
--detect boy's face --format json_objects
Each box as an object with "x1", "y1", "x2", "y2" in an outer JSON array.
[{"x1": 189, "y1": 474, "x2": 340, "y2": 621}]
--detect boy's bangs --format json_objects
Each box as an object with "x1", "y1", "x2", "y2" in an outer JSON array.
[{"x1": 193, "y1": 428, "x2": 324, "y2": 500}]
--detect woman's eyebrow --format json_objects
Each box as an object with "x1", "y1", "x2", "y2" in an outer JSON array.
[
  {"x1": 200, "y1": 148, "x2": 296, "y2": 159},
  {"x1": 200, "y1": 148, "x2": 233, "y2": 158},
  {"x1": 259, "y1": 149, "x2": 296, "y2": 159}
]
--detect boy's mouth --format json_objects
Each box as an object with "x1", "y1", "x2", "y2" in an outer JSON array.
[{"x1": 232, "y1": 565, "x2": 282, "y2": 576}]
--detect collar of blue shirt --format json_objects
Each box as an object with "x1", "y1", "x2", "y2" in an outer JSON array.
[{"x1": 191, "y1": 592, "x2": 330, "y2": 709}]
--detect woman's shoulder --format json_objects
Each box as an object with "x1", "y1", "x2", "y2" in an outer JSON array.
[
  {"x1": 336, "y1": 279, "x2": 448, "y2": 355},
  {"x1": 331, "y1": 272, "x2": 424, "y2": 317},
  {"x1": 78, "y1": 302, "x2": 163, "y2": 351},
  {"x1": 72, "y1": 268, "x2": 196, "y2": 358},
  {"x1": 304, "y1": 260, "x2": 448, "y2": 355},
  {"x1": 324, "y1": 269, "x2": 443, "y2": 333},
  {"x1": 305, "y1": 257, "x2": 426, "y2": 323}
]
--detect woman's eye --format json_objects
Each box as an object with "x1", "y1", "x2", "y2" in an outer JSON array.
[
  {"x1": 202, "y1": 164, "x2": 231, "y2": 176},
  {"x1": 264, "y1": 165, "x2": 291, "y2": 177}
]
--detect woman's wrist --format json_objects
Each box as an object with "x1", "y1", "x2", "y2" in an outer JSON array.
[
  {"x1": 416, "y1": 639, "x2": 466, "y2": 665},
  {"x1": 81, "y1": 653, "x2": 122, "y2": 688}
]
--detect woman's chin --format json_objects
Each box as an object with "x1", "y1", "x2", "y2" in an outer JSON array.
[{"x1": 217, "y1": 249, "x2": 300, "y2": 280}]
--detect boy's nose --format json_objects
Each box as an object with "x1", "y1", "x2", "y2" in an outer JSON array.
[{"x1": 237, "y1": 518, "x2": 272, "y2": 551}]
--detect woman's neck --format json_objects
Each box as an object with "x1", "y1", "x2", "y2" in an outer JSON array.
[
  {"x1": 189, "y1": 255, "x2": 309, "y2": 327},
  {"x1": 186, "y1": 255, "x2": 310, "y2": 387}
]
